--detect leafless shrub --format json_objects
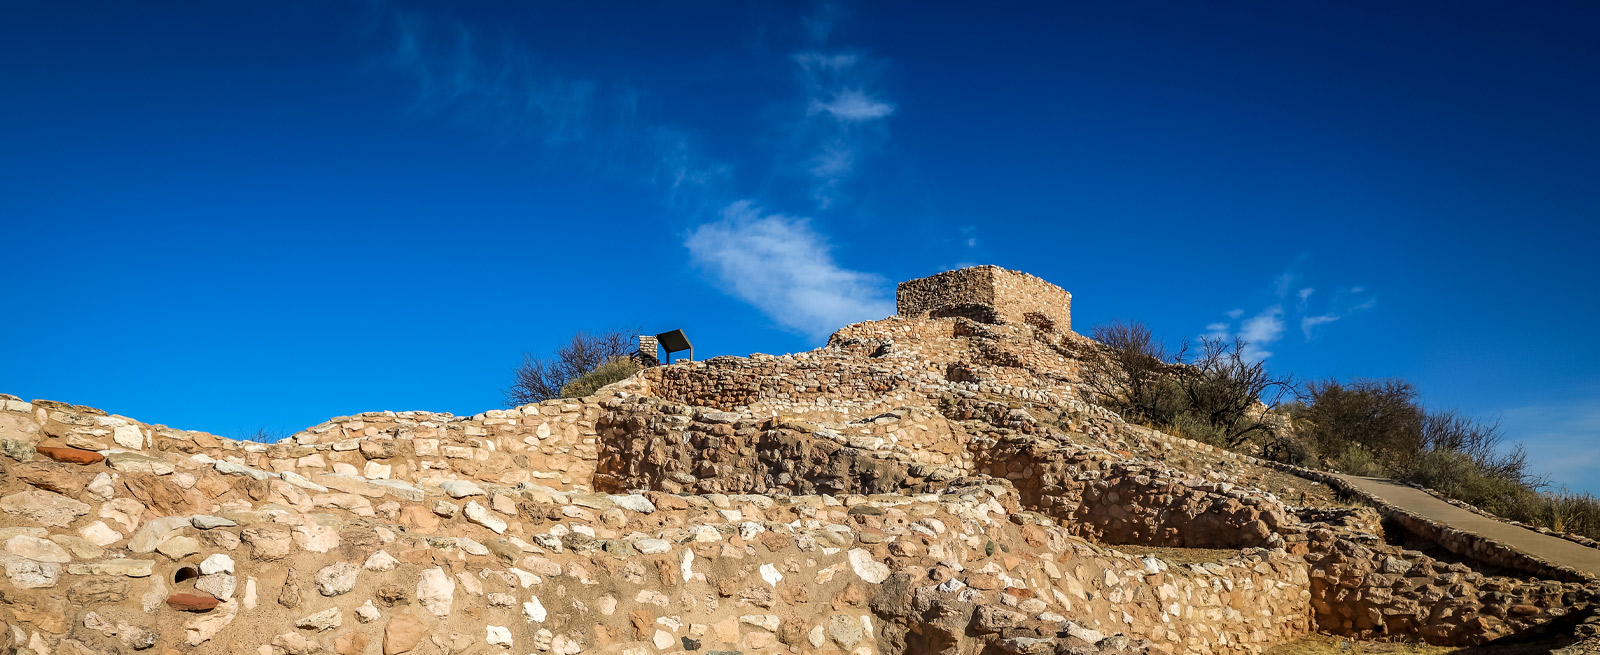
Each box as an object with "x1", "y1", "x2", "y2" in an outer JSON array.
[
  {"x1": 1172, "y1": 336, "x2": 1295, "y2": 448},
  {"x1": 504, "y1": 327, "x2": 640, "y2": 406},
  {"x1": 1080, "y1": 321, "x2": 1179, "y2": 425}
]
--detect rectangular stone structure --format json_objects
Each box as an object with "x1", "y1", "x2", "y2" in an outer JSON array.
[{"x1": 896, "y1": 265, "x2": 1072, "y2": 332}]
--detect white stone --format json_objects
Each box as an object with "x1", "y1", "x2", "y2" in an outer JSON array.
[
  {"x1": 362, "y1": 461, "x2": 391, "y2": 480},
  {"x1": 2, "y1": 555, "x2": 60, "y2": 588},
  {"x1": 87, "y1": 473, "x2": 115, "y2": 501},
  {"x1": 314, "y1": 561, "x2": 360, "y2": 597},
  {"x1": 739, "y1": 615, "x2": 780, "y2": 632},
  {"x1": 354, "y1": 600, "x2": 380, "y2": 623},
  {"x1": 652, "y1": 630, "x2": 674, "y2": 650},
  {"x1": 417, "y1": 567, "x2": 455, "y2": 617},
  {"x1": 634, "y1": 538, "x2": 671, "y2": 554},
  {"x1": 200, "y1": 553, "x2": 234, "y2": 575},
  {"x1": 486, "y1": 625, "x2": 513, "y2": 648},
  {"x1": 464, "y1": 500, "x2": 507, "y2": 534},
  {"x1": 849, "y1": 548, "x2": 889, "y2": 583},
  {"x1": 508, "y1": 567, "x2": 538, "y2": 588},
  {"x1": 610, "y1": 494, "x2": 655, "y2": 513},
  {"x1": 679, "y1": 547, "x2": 695, "y2": 582},
  {"x1": 364, "y1": 550, "x2": 399, "y2": 572},
  {"x1": 295, "y1": 607, "x2": 341, "y2": 632},
  {"x1": 112, "y1": 425, "x2": 144, "y2": 450},
  {"x1": 5, "y1": 535, "x2": 70, "y2": 563},
  {"x1": 195, "y1": 572, "x2": 236, "y2": 600},
  {"x1": 523, "y1": 596, "x2": 547, "y2": 622},
  {"x1": 440, "y1": 479, "x2": 485, "y2": 498},
  {"x1": 759, "y1": 562, "x2": 782, "y2": 587}
]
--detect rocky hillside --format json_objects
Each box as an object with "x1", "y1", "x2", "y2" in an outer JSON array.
[{"x1": 1, "y1": 266, "x2": 1595, "y2": 655}]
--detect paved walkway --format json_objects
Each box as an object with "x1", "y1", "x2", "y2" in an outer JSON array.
[{"x1": 1334, "y1": 474, "x2": 1600, "y2": 578}]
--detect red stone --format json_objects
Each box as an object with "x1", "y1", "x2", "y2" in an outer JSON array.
[
  {"x1": 36, "y1": 445, "x2": 104, "y2": 465},
  {"x1": 166, "y1": 593, "x2": 220, "y2": 612}
]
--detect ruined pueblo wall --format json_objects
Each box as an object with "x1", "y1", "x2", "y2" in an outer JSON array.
[
  {"x1": 0, "y1": 394, "x2": 604, "y2": 498},
  {"x1": 897, "y1": 266, "x2": 1073, "y2": 333}
]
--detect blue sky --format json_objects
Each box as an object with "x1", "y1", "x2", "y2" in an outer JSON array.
[{"x1": 2, "y1": 2, "x2": 1596, "y2": 491}]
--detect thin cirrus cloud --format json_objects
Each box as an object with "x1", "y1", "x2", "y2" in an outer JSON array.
[
  {"x1": 685, "y1": 201, "x2": 894, "y2": 339},
  {"x1": 791, "y1": 37, "x2": 896, "y2": 209},
  {"x1": 1204, "y1": 262, "x2": 1375, "y2": 361},
  {"x1": 375, "y1": 3, "x2": 893, "y2": 340}
]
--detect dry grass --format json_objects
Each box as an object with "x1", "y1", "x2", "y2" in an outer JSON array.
[{"x1": 1265, "y1": 635, "x2": 1577, "y2": 655}]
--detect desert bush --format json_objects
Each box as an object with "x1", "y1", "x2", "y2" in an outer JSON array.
[
  {"x1": 1080, "y1": 320, "x2": 1179, "y2": 425},
  {"x1": 1261, "y1": 432, "x2": 1318, "y2": 468},
  {"x1": 1422, "y1": 410, "x2": 1531, "y2": 485},
  {"x1": 1334, "y1": 446, "x2": 1385, "y2": 477},
  {"x1": 1406, "y1": 448, "x2": 1532, "y2": 510},
  {"x1": 1173, "y1": 336, "x2": 1294, "y2": 448},
  {"x1": 1169, "y1": 411, "x2": 1228, "y2": 446},
  {"x1": 505, "y1": 327, "x2": 640, "y2": 406},
  {"x1": 1537, "y1": 489, "x2": 1600, "y2": 537},
  {"x1": 1296, "y1": 378, "x2": 1426, "y2": 470},
  {"x1": 558, "y1": 358, "x2": 640, "y2": 399}
]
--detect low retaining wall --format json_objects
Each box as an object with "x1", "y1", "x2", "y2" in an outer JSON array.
[{"x1": 1282, "y1": 465, "x2": 1595, "y2": 584}]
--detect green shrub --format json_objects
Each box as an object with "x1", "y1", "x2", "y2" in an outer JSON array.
[
  {"x1": 1169, "y1": 411, "x2": 1228, "y2": 447},
  {"x1": 1538, "y1": 489, "x2": 1600, "y2": 537},
  {"x1": 1333, "y1": 446, "x2": 1384, "y2": 477},
  {"x1": 558, "y1": 358, "x2": 640, "y2": 399},
  {"x1": 1405, "y1": 449, "x2": 1531, "y2": 512}
]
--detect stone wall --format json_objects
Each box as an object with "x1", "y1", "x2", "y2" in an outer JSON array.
[
  {"x1": 1298, "y1": 511, "x2": 1596, "y2": 645},
  {"x1": 1273, "y1": 463, "x2": 1597, "y2": 584},
  {"x1": 0, "y1": 391, "x2": 1318, "y2": 655},
  {"x1": 1, "y1": 393, "x2": 605, "y2": 496},
  {"x1": 896, "y1": 266, "x2": 1072, "y2": 333}
]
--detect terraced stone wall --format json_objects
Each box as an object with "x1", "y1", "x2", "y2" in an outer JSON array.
[{"x1": 592, "y1": 398, "x2": 964, "y2": 497}]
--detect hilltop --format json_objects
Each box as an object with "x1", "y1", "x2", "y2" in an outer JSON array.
[{"x1": 0, "y1": 266, "x2": 1596, "y2": 655}]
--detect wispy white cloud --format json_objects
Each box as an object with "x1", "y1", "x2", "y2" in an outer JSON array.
[
  {"x1": 789, "y1": 9, "x2": 896, "y2": 209},
  {"x1": 1204, "y1": 259, "x2": 1375, "y2": 359},
  {"x1": 1300, "y1": 289, "x2": 1377, "y2": 339},
  {"x1": 810, "y1": 88, "x2": 895, "y2": 122},
  {"x1": 1240, "y1": 307, "x2": 1286, "y2": 360},
  {"x1": 685, "y1": 201, "x2": 893, "y2": 338},
  {"x1": 375, "y1": 3, "x2": 894, "y2": 339}
]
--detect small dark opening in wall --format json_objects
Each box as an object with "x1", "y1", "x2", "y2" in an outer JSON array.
[{"x1": 174, "y1": 566, "x2": 200, "y2": 584}]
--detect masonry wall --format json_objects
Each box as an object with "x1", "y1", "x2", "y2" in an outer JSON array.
[{"x1": 896, "y1": 266, "x2": 1073, "y2": 333}]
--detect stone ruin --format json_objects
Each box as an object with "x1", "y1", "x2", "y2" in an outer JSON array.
[
  {"x1": 0, "y1": 266, "x2": 1595, "y2": 655},
  {"x1": 897, "y1": 266, "x2": 1072, "y2": 334}
]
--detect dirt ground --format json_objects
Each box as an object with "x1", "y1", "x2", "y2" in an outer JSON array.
[{"x1": 1265, "y1": 634, "x2": 1581, "y2": 655}]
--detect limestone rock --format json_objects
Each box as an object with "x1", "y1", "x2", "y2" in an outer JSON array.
[
  {"x1": 417, "y1": 567, "x2": 455, "y2": 617},
  {"x1": 296, "y1": 607, "x2": 342, "y2": 632},
  {"x1": 315, "y1": 561, "x2": 360, "y2": 597},
  {"x1": 0, "y1": 489, "x2": 90, "y2": 527}
]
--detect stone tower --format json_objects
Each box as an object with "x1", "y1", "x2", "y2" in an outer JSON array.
[{"x1": 896, "y1": 265, "x2": 1072, "y2": 332}]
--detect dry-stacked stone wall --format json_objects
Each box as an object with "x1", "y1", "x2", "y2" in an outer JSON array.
[
  {"x1": 0, "y1": 393, "x2": 1319, "y2": 655},
  {"x1": 640, "y1": 352, "x2": 944, "y2": 423},
  {"x1": 1297, "y1": 512, "x2": 1598, "y2": 645},
  {"x1": 592, "y1": 397, "x2": 965, "y2": 497}
]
